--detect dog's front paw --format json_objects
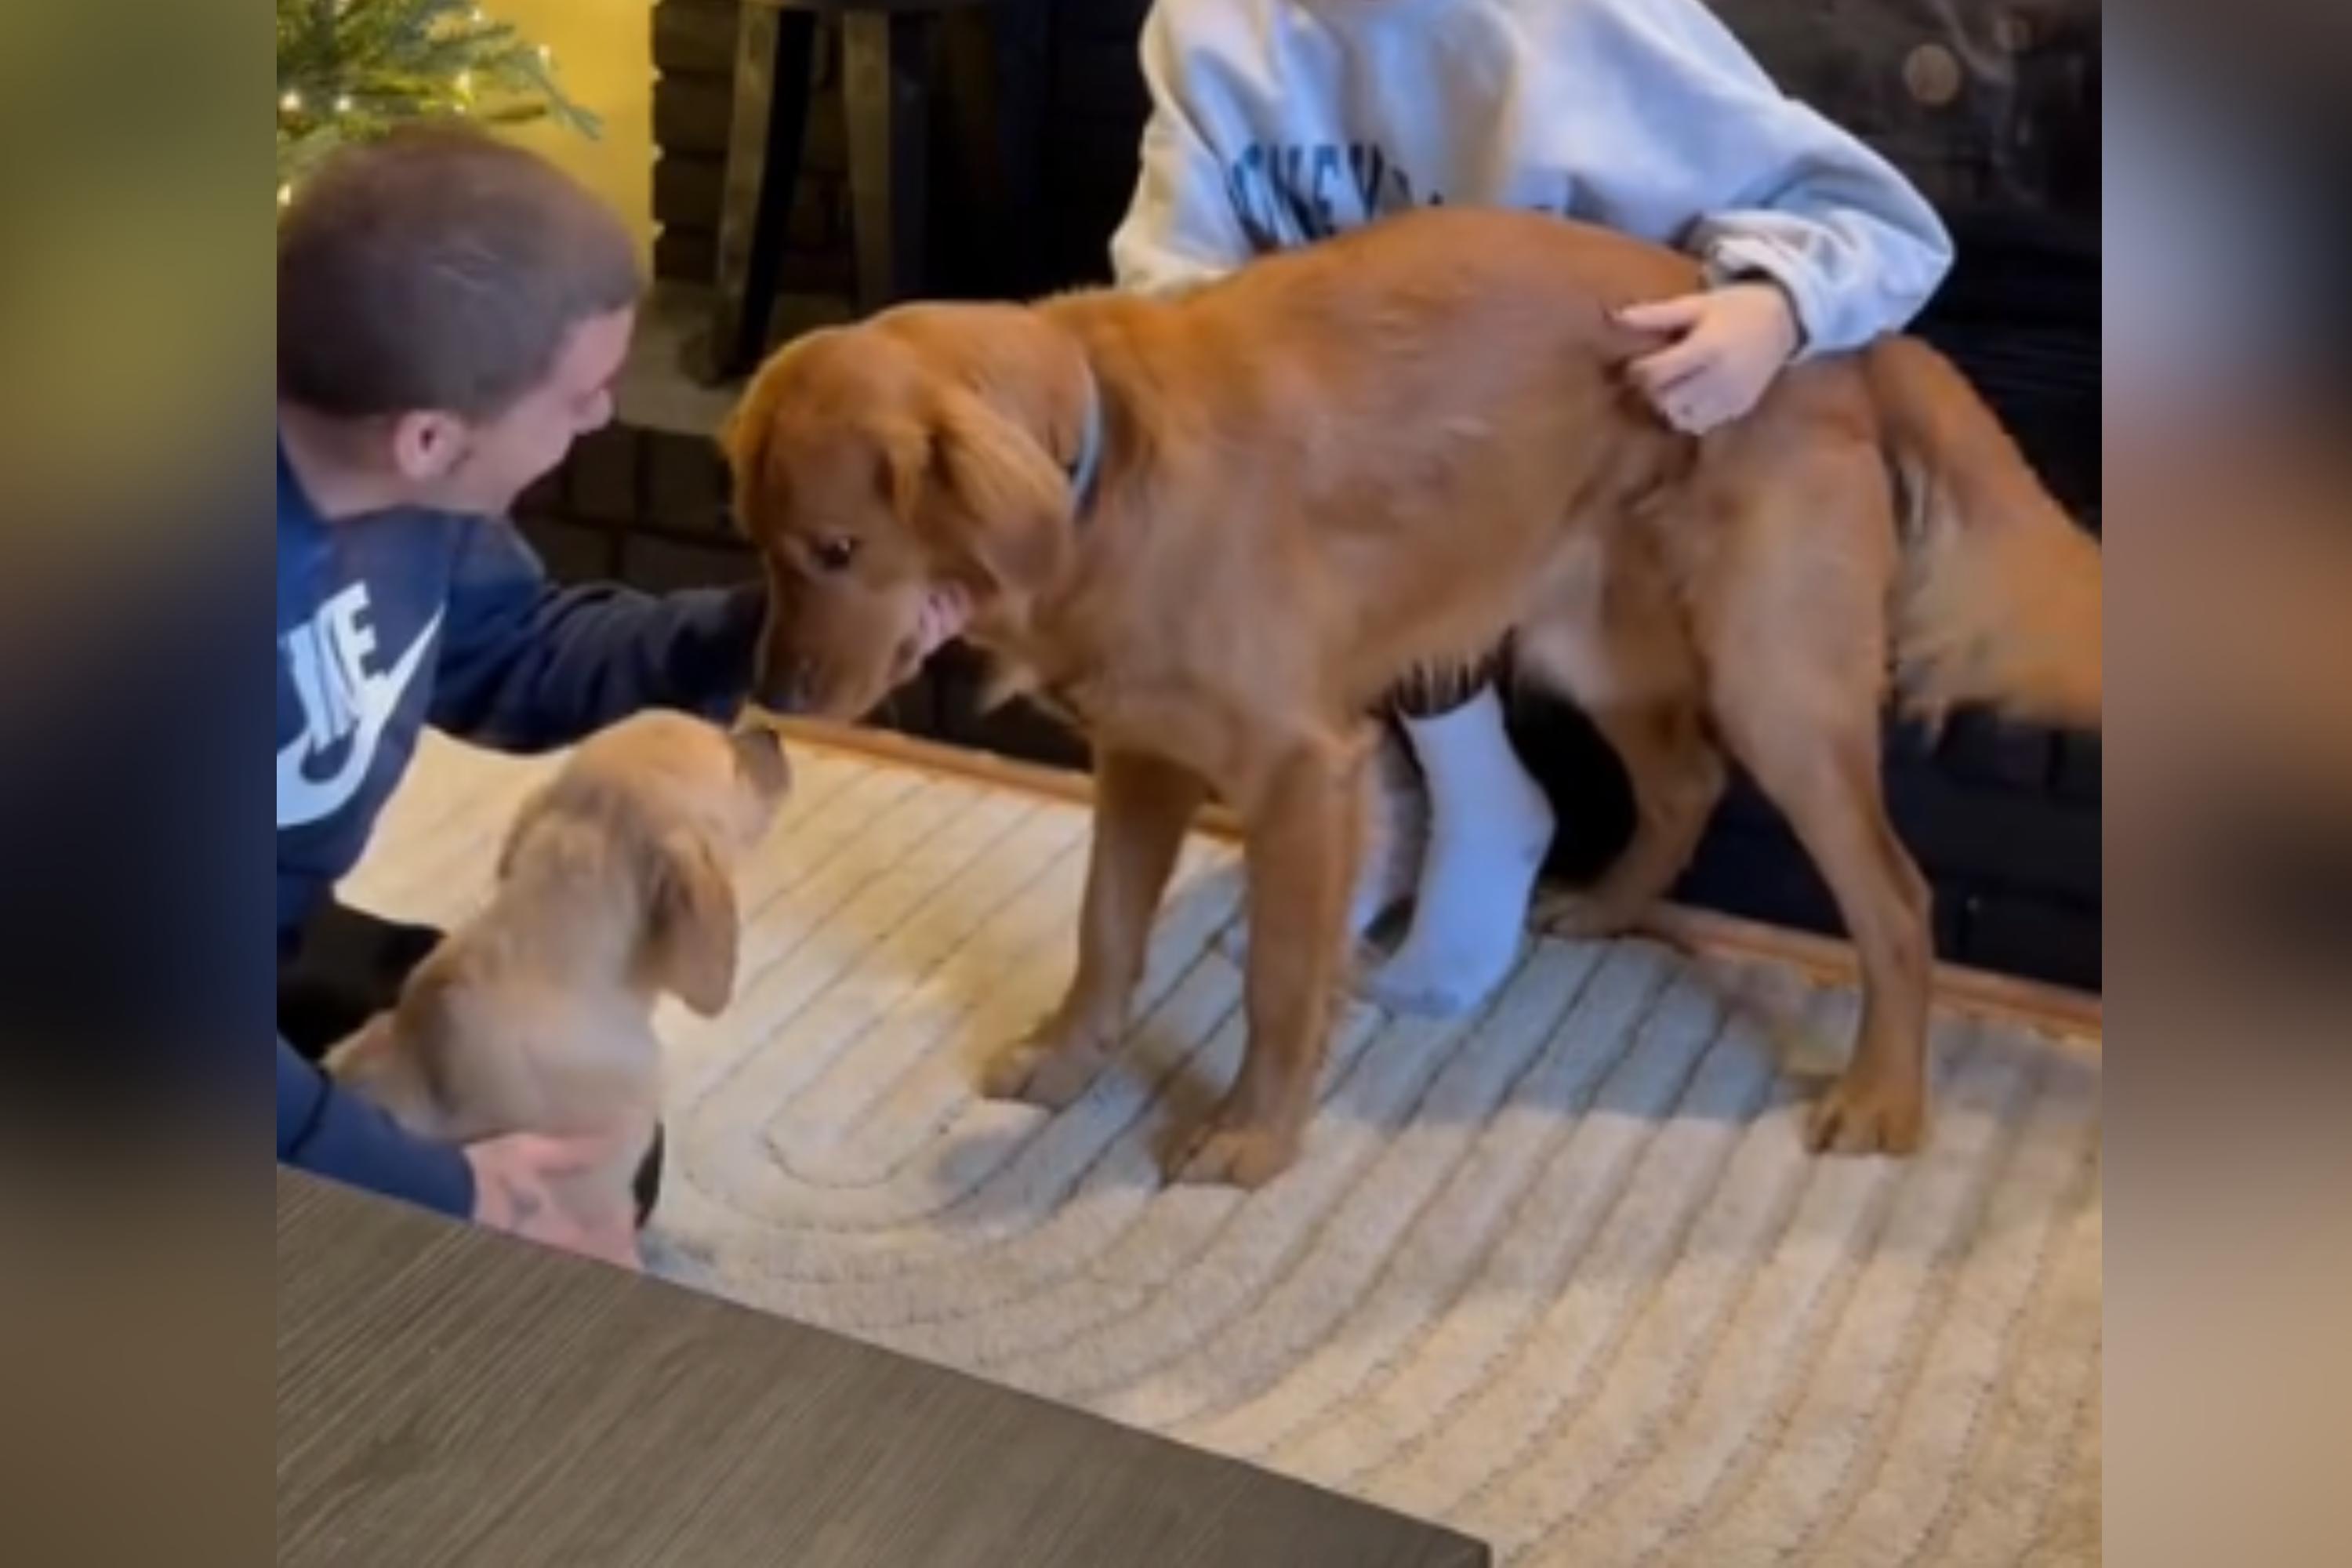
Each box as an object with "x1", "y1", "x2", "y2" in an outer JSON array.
[
  {"x1": 1162, "y1": 1108, "x2": 1301, "y2": 1189},
  {"x1": 978, "y1": 1029, "x2": 1106, "y2": 1110},
  {"x1": 1806, "y1": 1069, "x2": 1926, "y2": 1156}
]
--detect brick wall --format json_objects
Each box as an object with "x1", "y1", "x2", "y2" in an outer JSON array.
[
  {"x1": 652, "y1": 1, "x2": 855, "y2": 328},
  {"x1": 649, "y1": 0, "x2": 1051, "y2": 315}
]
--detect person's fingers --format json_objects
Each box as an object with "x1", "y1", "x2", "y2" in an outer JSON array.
[
  {"x1": 573, "y1": 1217, "x2": 644, "y2": 1272},
  {"x1": 1634, "y1": 352, "x2": 1728, "y2": 434},
  {"x1": 515, "y1": 1213, "x2": 639, "y2": 1270},
  {"x1": 522, "y1": 1190, "x2": 642, "y2": 1269},
  {"x1": 519, "y1": 1129, "x2": 633, "y2": 1175},
  {"x1": 1657, "y1": 372, "x2": 1730, "y2": 434},
  {"x1": 1628, "y1": 338, "x2": 1716, "y2": 397},
  {"x1": 1663, "y1": 396, "x2": 1710, "y2": 434},
  {"x1": 1616, "y1": 293, "x2": 1711, "y2": 335},
  {"x1": 1676, "y1": 398, "x2": 1726, "y2": 434}
]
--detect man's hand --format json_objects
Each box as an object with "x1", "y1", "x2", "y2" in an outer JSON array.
[
  {"x1": 1620, "y1": 281, "x2": 1802, "y2": 435},
  {"x1": 464, "y1": 1131, "x2": 642, "y2": 1269}
]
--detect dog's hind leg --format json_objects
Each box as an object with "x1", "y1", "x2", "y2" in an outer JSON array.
[
  {"x1": 1532, "y1": 698, "x2": 1722, "y2": 940},
  {"x1": 1701, "y1": 453, "x2": 1933, "y2": 1155},
  {"x1": 1719, "y1": 702, "x2": 1931, "y2": 1154},
  {"x1": 1511, "y1": 541, "x2": 1722, "y2": 941}
]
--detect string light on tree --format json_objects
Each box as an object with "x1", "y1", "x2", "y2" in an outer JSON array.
[{"x1": 274, "y1": 0, "x2": 600, "y2": 193}]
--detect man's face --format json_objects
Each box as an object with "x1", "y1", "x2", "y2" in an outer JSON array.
[{"x1": 401, "y1": 307, "x2": 633, "y2": 514}]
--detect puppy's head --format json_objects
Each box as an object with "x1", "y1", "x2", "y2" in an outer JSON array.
[
  {"x1": 500, "y1": 712, "x2": 790, "y2": 1016},
  {"x1": 722, "y1": 305, "x2": 1094, "y2": 719}
]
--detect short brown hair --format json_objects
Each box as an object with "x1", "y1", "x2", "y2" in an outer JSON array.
[{"x1": 277, "y1": 125, "x2": 642, "y2": 420}]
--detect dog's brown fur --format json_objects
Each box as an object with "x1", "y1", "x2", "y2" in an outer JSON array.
[
  {"x1": 324, "y1": 712, "x2": 789, "y2": 1217},
  {"x1": 724, "y1": 206, "x2": 2102, "y2": 1187}
]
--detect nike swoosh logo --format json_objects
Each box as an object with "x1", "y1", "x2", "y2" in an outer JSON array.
[{"x1": 275, "y1": 610, "x2": 443, "y2": 829}]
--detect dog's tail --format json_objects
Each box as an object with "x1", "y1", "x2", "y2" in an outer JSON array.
[{"x1": 1867, "y1": 336, "x2": 2103, "y2": 731}]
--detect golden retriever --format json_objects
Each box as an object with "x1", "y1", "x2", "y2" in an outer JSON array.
[
  {"x1": 324, "y1": 711, "x2": 789, "y2": 1221},
  {"x1": 723, "y1": 205, "x2": 2102, "y2": 1188}
]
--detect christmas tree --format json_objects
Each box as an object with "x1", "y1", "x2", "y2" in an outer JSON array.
[{"x1": 276, "y1": 0, "x2": 599, "y2": 201}]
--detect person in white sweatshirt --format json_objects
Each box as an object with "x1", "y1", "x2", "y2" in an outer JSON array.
[{"x1": 1109, "y1": 0, "x2": 1955, "y2": 1017}]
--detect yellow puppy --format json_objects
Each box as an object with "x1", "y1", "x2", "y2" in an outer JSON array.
[{"x1": 325, "y1": 711, "x2": 789, "y2": 1226}]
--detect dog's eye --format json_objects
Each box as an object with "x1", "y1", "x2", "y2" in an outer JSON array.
[{"x1": 811, "y1": 535, "x2": 860, "y2": 573}]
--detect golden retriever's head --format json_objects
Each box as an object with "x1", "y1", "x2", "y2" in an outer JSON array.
[
  {"x1": 721, "y1": 305, "x2": 1095, "y2": 719},
  {"x1": 498, "y1": 711, "x2": 790, "y2": 1016}
]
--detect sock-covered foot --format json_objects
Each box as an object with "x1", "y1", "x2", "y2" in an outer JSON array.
[{"x1": 1365, "y1": 688, "x2": 1552, "y2": 1017}]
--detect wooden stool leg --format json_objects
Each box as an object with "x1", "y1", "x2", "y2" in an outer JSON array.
[
  {"x1": 843, "y1": 12, "x2": 938, "y2": 315},
  {"x1": 700, "y1": 9, "x2": 818, "y2": 383}
]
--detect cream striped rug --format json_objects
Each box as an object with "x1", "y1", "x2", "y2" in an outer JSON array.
[{"x1": 349, "y1": 731, "x2": 2103, "y2": 1566}]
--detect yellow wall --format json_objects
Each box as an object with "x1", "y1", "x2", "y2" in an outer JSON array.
[{"x1": 488, "y1": 0, "x2": 656, "y2": 263}]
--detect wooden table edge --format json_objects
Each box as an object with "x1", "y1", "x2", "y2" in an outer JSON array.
[{"x1": 277, "y1": 1168, "x2": 1496, "y2": 1566}]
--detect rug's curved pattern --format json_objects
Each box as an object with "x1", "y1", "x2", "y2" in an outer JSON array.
[{"x1": 350, "y1": 735, "x2": 2103, "y2": 1566}]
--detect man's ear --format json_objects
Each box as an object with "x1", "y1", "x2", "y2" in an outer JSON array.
[
  {"x1": 643, "y1": 829, "x2": 739, "y2": 1017},
  {"x1": 388, "y1": 409, "x2": 467, "y2": 485},
  {"x1": 898, "y1": 387, "x2": 1075, "y2": 601}
]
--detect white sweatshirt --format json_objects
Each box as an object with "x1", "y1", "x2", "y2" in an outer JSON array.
[{"x1": 1109, "y1": 0, "x2": 1955, "y2": 356}]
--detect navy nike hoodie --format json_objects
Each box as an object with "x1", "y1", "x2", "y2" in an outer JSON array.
[{"x1": 274, "y1": 442, "x2": 764, "y2": 1214}]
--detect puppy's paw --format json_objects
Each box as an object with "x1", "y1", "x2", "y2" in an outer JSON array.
[
  {"x1": 1806, "y1": 1071, "x2": 1926, "y2": 1156},
  {"x1": 1161, "y1": 1099, "x2": 1301, "y2": 1189},
  {"x1": 978, "y1": 1031, "x2": 1105, "y2": 1110}
]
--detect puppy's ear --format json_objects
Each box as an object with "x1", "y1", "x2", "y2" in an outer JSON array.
[
  {"x1": 495, "y1": 783, "x2": 555, "y2": 881},
  {"x1": 898, "y1": 387, "x2": 1075, "y2": 601},
  {"x1": 730, "y1": 723, "x2": 792, "y2": 801},
  {"x1": 643, "y1": 829, "x2": 739, "y2": 1017}
]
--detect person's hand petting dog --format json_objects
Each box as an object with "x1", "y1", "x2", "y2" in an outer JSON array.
[
  {"x1": 1620, "y1": 281, "x2": 1803, "y2": 435},
  {"x1": 466, "y1": 1131, "x2": 644, "y2": 1269}
]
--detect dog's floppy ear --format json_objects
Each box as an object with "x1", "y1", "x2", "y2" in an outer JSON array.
[
  {"x1": 896, "y1": 386, "x2": 1075, "y2": 601},
  {"x1": 641, "y1": 829, "x2": 739, "y2": 1017},
  {"x1": 720, "y1": 341, "x2": 818, "y2": 530}
]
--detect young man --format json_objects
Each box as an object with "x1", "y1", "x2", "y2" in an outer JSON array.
[
  {"x1": 271, "y1": 129, "x2": 952, "y2": 1261},
  {"x1": 1111, "y1": 0, "x2": 1954, "y2": 1015}
]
